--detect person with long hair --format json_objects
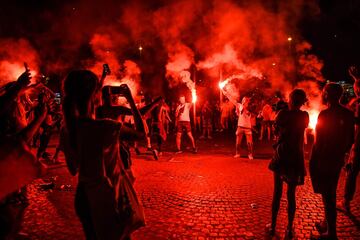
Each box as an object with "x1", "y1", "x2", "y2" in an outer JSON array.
[
  {"x1": 61, "y1": 70, "x2": 145, "y2": 240},
  {"x1": 267, "y1": 89, "x2": 309, "y2": 239}
]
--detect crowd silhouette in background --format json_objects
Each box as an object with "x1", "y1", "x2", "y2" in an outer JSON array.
[{"x1": 0, "y1": 65, "x2": 360, "y2": 239}]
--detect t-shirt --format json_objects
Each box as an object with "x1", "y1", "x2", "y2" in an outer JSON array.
[
  {"x1": 236, "y1": 103, "x2": 252, "y2": 128},
  {"x1": 176, "y1": 103, "x2": 191, "y2": 122}
]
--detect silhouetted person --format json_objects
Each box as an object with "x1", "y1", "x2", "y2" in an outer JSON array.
[
  {"x1": 200, "y1": 100, "x2": 212, "y2": 139},
  {"x1": 151, "y1": 100, "x2": 171, "y2": 155},
  {"x1": 310, "y1": 83, "x2": 354, "y2": 239},
  {"x1": 62, "y1": 70, "x2": 145, "y2": 239},
  {"x1": 267, "y1": 89, "x2": 309, "y2": 239},
  {"x1": 0, "y1": 71, "x2": 48, "y2": 239},
  {"x1": 338, "y1": 67, "x2": 360, "y2": 212}
]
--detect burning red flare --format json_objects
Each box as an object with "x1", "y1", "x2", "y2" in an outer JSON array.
[{"x1": 308, "y1": 110, "x2": 319, "y2": 130}]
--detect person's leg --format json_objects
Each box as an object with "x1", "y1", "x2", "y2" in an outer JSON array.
[
  {"x1": 52, "y1": 147, "x2": 61, "y2": 163},
  {"x1": 344, "y1": 160, "x2": 360, "y2": 204},
  {"x1": 322, "y1": 191, "x2": 337, "y2": 238},
  {"x1": 75, "y1": 185, "x2": 97, "y2": 240},
  {"x1": 157, "y1": 136, "x2": 162, "y2": 153},
  {"x1": 267, "y1": 126, "x2": 271, "y2": 141},
  {"x1": 207, "y1": 124, "x2": 212, "y2": 139},
  {"x1": 176, "y1": 132, "x2": 182, "y2": 152},
  {"x1": 220, "y1": 116, "x2": 225, "y2": 130},
  {"x1": 270, "y1": 173, "x2": 283, "y2": 233},
  {"x1": 37, "y1": 128, "x2": 50, "y2": 160},
  {"x1": 287, "y1": 184, "x2": 297, "y2": 233},
  {"x1": 235, "y1": 129, "x2": 242, "y2": 157},
  {"x1": 259, "y1": 123, "x2": 264, "y2": 140},
  {"x1": 200, "y1": 118, "x2": 206, "y2": 139},
  {"x1": 245, "y1": 132, "x2": 254, "y2": 159},
  {"x1": 186, "y1": 131, "x2": 196, "y2": 149},
  {"x1": 146, "y1": 136, "x2": 152, "y2": 149}
]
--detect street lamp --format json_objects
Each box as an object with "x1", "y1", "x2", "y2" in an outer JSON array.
[
  {"x1": 287, "y1": 37, "x2": 293, "y2": 42},
  {"x1": 138, "y1": 45, "x2": 143, "y2": 57}
]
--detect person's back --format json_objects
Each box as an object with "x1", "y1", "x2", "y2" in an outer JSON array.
[
  {"x1": 76, "y1": 118, "x2": 121, "y2": 184},
  {"x1": 276, "y1": 109, "x2": 308, "y2": 152},
  {"x1": 315, "y1": 104, "x2": 354, "y2": 168}
]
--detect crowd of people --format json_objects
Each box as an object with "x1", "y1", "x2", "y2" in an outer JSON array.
[{"x1": 0, "y1": 64, "x2": 359, "y2": 239}]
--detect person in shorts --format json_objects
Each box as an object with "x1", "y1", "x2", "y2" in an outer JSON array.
[
  {"x1": 234, "y1": 96, "x2": 254, "y2": 159},
  {"x1": 175, "y1": 96, "x2": 197, "y2": 153}
]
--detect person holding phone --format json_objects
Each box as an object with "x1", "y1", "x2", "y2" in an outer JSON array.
[{"x1": 62, "y1": 70, "x2": 145, "y2": 239}]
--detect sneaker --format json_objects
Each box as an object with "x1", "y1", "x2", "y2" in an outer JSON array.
[
  {"x1": 337, "y1": 199, "x2": 350, "y2": 213},
  {"x1": 248, "y1": 154, "x2": 254, "y2": 160},
  {"x1": 234, "y1": 154, "x2": 241, "y2": 158},
  {"x1": 208, "y1": 136, "x2": 213, "y2": 139},
  {"x1": 192, "y1": 148, "x2": 198, "y2": 154},
  {"x1": 152, "y1": 149, "x2": 159, "y2": 160},
  {"x1": 199, "y1": 135, "x2": 205, "y2": 139},
  {"x1": 175, "y1": 150, "x2": 183, "y2": 154}
]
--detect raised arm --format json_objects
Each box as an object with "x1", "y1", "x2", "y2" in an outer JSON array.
[
  {"x1": 349, "y1": 66, "x2": 359, "y2": 82},
  {"x1": 139, "y1": 96, "x2": 163, "y2": 116},
  {"x1": 0, "y1": 71, "x2": 31, "y2": 117},
  {"x1": 121, "y1": 84, "x2": 145, "y2": 135}
]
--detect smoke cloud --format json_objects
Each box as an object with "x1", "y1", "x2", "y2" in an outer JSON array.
[{"x1": 0, "y1": 0, "x2": 323, "y2": 102}]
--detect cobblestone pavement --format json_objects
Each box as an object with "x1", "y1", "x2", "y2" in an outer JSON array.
[{"x1": 19, "y1": 134, "x2": 360, "y2": 239}]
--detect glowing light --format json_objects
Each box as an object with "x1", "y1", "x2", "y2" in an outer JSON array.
[
  {"x1": 219, "y1": 80, "x2": 229, "y2": 89},
  {"x1": 138, "y1": 46, "x2": 143, "y2": 51},
  {"x1": 287, "y1": 37, "x2": 293, "y2": 42},
  {"x1": 191, "y1": 89, "x2": 197, "y2": 103},
  {"x1": 272, "y1": 62, "x2": 276, "y2": 66},
  {"x1": 308, "y1": 110, "x2": 319, "y2": 130}
]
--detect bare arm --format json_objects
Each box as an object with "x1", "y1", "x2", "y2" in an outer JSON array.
[
  {"x1": 18, "y1": 105, "x2": 47, "y2": 143},
  {"x1": 139, "y1": 96, "x2": 163, "y2": 116},
  {"x1": 0, "y1": 72, "x2": 31, "y2": 116},
  {"x1": 122, "y1": 85, "x2": 145, "y2": 135}
]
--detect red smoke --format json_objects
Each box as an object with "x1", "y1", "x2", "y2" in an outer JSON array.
[
  {"x1": 0, "y1": 0, "x2": 323, "y2": 100},
  {"x1": 0, "y1": 38, "x2": 39, "y2": 85}
]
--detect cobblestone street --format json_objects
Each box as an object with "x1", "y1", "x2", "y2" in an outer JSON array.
[{"x1": 19, "y1": 135, "x2": 360, "y2": 239}]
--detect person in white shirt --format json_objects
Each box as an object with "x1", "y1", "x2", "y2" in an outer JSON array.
[
  {"x1": 175, "y1": 96, "x2": 197, "y2": 153},
  {"x1": 222, "y1": 90, "x2": 254, "y2": 159}
]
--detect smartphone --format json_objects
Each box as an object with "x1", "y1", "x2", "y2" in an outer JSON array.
[{"x1": 103, "y1": 63, "x2": 111, "y2": 75}]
